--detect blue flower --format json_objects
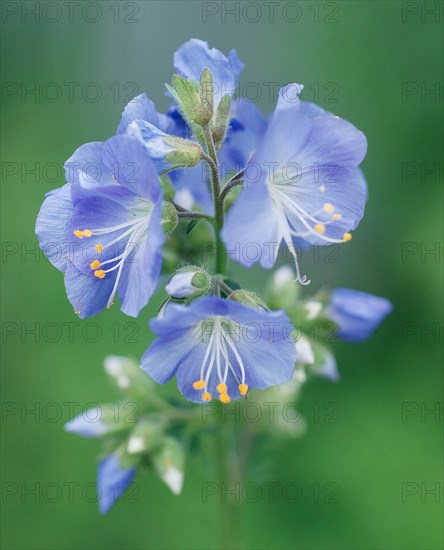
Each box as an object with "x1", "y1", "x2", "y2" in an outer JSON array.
[
  {"x1": 174, "y1": 38, "x2": 244, "y2": 107},
  {"x1": 222, "y1": 84, "x2": 368, "y2": 283},
  {"x1": 97, "y1": 454, "x2": 136, "y2": 514},
  {"x1": 141, "y1": 296, "x2": 296, "y2": 404},
  {"x1": 35, "y1": 134, "x2": 164, "y2": 318},
  {"x1": 326, "y1": 288, "x2": 393, "y2": 343}
]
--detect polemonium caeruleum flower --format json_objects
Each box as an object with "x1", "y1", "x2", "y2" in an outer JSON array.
[
  {"x1": 141, "y1": 296, "x2": 296, "y2": 404},
  {"x1": 326, "y1": 288, "x2": 393, "y2": 343},
  {"x1": 35, "y1": 134, "x2": 164, "y2": 318},
  {"x1": 222, "y1": 83, "x2": 368, "y2": 283}
]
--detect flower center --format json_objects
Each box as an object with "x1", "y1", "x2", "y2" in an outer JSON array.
[
  {"x1": 73, "y1": 202, "x2": 153, "y2": 309},
  {"x1": 267, "y1": 173, "x2": 352, "y2": 284},
  {"x1": 191, "y1": 318, "x2": 248, "y2": 403}
]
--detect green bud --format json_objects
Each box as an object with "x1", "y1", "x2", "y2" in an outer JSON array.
[
  {"x1": 161, "y1": 201, "x2": 179, "y2": 233},
  {"x1": 159, "y1": 174, "x2": 175, "y2": 202},
  {"x1": 167, "y1": 75, "x2": 200, "y2": 124},
  {"x1": 164, "y1": 136, "x2": 202, "y2": 168},
  {"x1": 195, "y1": 68, "x2": 214, "y2": 126},
  {"x1": 126, "y1": 420, "x2": 164, "y2": 455},
  {"x1": 211, "y1": 94, "x2": 231, "y2": 145},
  {"x1": 228, "y1": 289, "x2": 268, "y2": 310},
  {"x1": 151, "y1": 437, "x2": 185, "y2": 495}
]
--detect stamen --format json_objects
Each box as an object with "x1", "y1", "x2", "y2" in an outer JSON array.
[
  {"x1": 193, "y1": 379, "x2": 205, "y2": 390},
  {"x1": 343, "y1": 232, "x2": 352, "y2": 242},
  {"x1": 219, "y1": 393, "x2": 231, "y2": 404},
  {"x1": 238, "y1": 384, "x2": 248, "y2": 396},
  {"x1": 202, "y1": 392, "x2": 211, "y2": 401},
  {"x1": 90, "y1": 260, "x2": 101, "y2": 270},
  {"x1": 74, "y1": 230, "x2": 84, "y2": 239},
  {"x1": 216, "y1": 383, "x2": 227, "y2": 394},
  {"x1": 94, "y1": 270, "x2": 106, "y2": 279},
  {"x1": 95, "y1": 244, "x2": 103, "y2": 253},
  {"x1": 332, "y1": 213, "x2": 342, "y2": 220},
  {"x1": 314, "y1": 223, "x2": 326, "y2": 234},
  {"x1": 82, "y1": 229, "x2": 92, "y2": 237}
]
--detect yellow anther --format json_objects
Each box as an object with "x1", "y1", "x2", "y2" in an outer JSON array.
[
  {"x1": 219, "y1": 393, "x2": 231, "y2": 404},
  {"x1": 343, "y1": 232, "x2": 352, "y2": 242},
  {"x1": 94, "y1": 269, "x2": 106, "y2": 279},
  {"x1": 95, "y1": 244, "x2": 103, "y2": 253},
  {"x1": 192, "y1": 379, "x2": 206, "y2": 390},
  {"x1": 74, "y1": 230, "x2": 84, "y2": 239},
  {"x1": 238, "y1": 384, "x2": 248, "y2": 396},
  {"x1": 323, "y1": 203, "x2": 334, "y2": 213},
  {"x1": 216, "y1": 383, "x2": 227, "y2": 394},
  {"x1": 90, "y1": 260, "x2": 101, "y2": 270},
  {"x1": 314, "y1": 223, "x2": 326, "y2": 234},
  {"x1": 82, "y1": 229, "x2": 92, "y2": 237},
  {"x1": 332, "y1": 213, "x2": 342, "y2": 220},
  {"x1": 202, "y1": 392, "x2": 211, "y2": 401}
]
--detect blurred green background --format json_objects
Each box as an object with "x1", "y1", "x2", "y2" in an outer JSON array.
[{"x1": 1, "y1": 1, "x2": 443, "y2": 549}]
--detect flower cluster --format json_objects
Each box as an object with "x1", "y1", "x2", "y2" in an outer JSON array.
[{"x1": 36, "y1": 39, "x2": 392, "y2": 513}]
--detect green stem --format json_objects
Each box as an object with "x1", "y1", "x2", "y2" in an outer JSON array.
[
  {"x1": 202, "y1": 126, "x2": 226, "y2": 275},
  {"x1": 177, "y1": 211, "x2": 212, "y2": 221}
]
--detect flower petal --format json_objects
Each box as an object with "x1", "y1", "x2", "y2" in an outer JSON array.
[
  {"x1": 97, "y1": 454, "x2": 136, "y2": 515},
  {"x1": 101, "y1": 135, "x2": 161, "y2": 202},
  {"x1": 117, "y1": 199, "x2": 164, "y2": 317},
  {"x1": 64, "y1": 260, "x2": 116, "y2": 319},
  {"x1": 222, "y1": 182, "x2": 280, "y2": 268},
  {"x1": 35, "y1": 183, "x2": 74, "y2": 272}
]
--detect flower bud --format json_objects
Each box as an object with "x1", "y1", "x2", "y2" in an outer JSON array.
[
  {"x1": 151, "y1": 437, "x2": 185, "y2": 495},
  {"x1": 211, "y1": 93, "x2": 231, "y2": 145},
  {"x1": 126, "y1": 420, "x2": 163, "y2": 455},
  {"x1": 165, "y1": 267, "x2": 211, "y2": 299},
  {"x1": 228, "y1": 289, "x2": 267, "y2": 310},
  {"x1": 127, "y1": 120, "x2": 202, "y2": 172},
  {"x1": 161, "y1": 201, "x2": 179, "y2": 233}
]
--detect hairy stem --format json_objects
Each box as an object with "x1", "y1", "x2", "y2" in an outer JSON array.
[{"x1": 202, "y1": 126, "x2": 226, "y2": 275}]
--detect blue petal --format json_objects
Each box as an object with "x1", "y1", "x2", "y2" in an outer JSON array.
[
  {"x1": 64, "y1": 408, "x2": 110, "y2": 438},
  {"x1": 140, "y1": 327, "x2": 192, "y2": 384},
  {"x1": 287, "y1": 167, "x2": 368, "y2": 246},
  {"x1": 256, "y1": 84, "x2": 367, "y2": 169},
  {"x1": 97, "y1": 454, "x2": 136, "y2": 514},
  {"x1": 327, "y1": 288, "x2": 393, "y2": 343},
  {"x1": 117, "y1": 93, "x2": 173, "y2": 135},
  {"x1": 64, "y1": 142, "x2": 114, "y2": 187},
  {"x1": 67, "y1": 188, "x2": 143, "y2": 276},
  {"x1": 219, "y1": 99, "x2": 268, "y2": 179},
  {"x1": 64, "y1": 261, "x2": 115, "y2": 319},
  {"x1": 117, "y1": 199, "x2": 164, "y2": 317},
  {"x1": 101, "y1": 135, "x2": 161, "y2": 202},
  {"x1": 174, "y1": 39, "x2": 244, "y2": 105},
  {"x1": 126, "y1": 120, "x2": 174, "y2": 173},
  {"x1": 221, "y1": 182, "x2": 280, "y2": 268},
  {"x1": 35, "y1": 183, "x2": 74, "y2": 272}
]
